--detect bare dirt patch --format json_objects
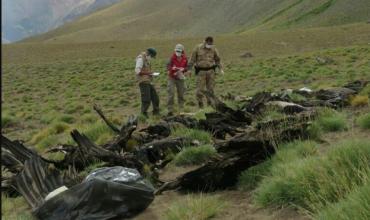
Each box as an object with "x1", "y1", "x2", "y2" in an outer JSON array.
[{"x1": 134, "y1": 166, "x2": 309, "y2": 220}]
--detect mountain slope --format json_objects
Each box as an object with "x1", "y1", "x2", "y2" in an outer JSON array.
[
  {"x1": 252, "y1": 0, "x2": 370, "y2": 30},
  {"x1": 24, "y1": 0, "x2": 370, "y2": 43},
  {"x1": 1, "y1": 0, "x2": 121, "y2": 42}
]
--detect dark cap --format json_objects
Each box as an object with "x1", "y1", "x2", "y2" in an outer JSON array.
[
  {"x1": 146, "y1": 47, "x2": 157, "y2": 57},
  {"x1": 205, "y1": 36, "x2": 213, "y2": 44}
]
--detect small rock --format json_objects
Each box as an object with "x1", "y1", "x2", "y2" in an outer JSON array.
[
  {"x1": 315, "y1": 56, "x2": 334, "y2": 65},
  {"x1": 192, "y1": 140, "x2": 201, "y2": 146},
  {"x1": 240, "y1": 52, "x2": 253, "y2": 58}
]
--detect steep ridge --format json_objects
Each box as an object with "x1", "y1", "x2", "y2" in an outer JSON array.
[
  {"x1": 24, "y1": 0, "x2": 370, "y2": 43},
  {"x1": 2, "y1": 0, "x2": 121, "y2": 42}
]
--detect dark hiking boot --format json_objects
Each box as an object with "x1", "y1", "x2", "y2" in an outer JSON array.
[{"x1": 167, "y1": 112, "x2": 174, "y2": 117}]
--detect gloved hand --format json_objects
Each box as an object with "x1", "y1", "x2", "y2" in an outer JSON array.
[{"x1": 220, "y1": 69, "x2": 225, "y2": 75}]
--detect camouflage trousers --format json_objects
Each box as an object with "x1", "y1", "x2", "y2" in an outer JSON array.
[
  {"x1": 196, "y1": 70, "x2": 215, "y2": 107},
  {"x1": 167, "y1": 78, "x2": 185, "y2": 113}
]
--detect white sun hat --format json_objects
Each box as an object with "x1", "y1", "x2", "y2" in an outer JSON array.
[{"x1": 175, "y1": 44, "x2": 184, "y2": 52}]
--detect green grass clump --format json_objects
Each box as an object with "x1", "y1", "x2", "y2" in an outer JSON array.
[
  {"x1": 163, "y1": 194, "x2": 226, "y2": 220},
  {"x1": 51, "y1": 122, "x2": 70, "y2": 134},
  {"x1": 1, "y1": 113, "x2": 17, "y2": 128},
  {"x1": 137, "y1": 114, "x2": 148, "y2": 123},
  {"x1": 316, "y1": 183, "x2": 370, "y2": 220},
  {"x1": 258, "y1": 107, "x2": 285, "y2": 121},
  {"x1": 318, "y1": 116, "x2": 347, "y2": 132},
  {"x1": 84, "y1": 161, "x2": 107, "y2": 173},
  {"x1": 350, "y1": 95, "x2": 369, "y2": 107},
  {"x1": 40, "y1": 111, "x2": 58, "y2": 124},
  {"x1": 47, "y1": 152, "x2": 65, "y2": 161},
  {"x1": 274, "y1": 141, "x2": 319, "y2": 162},
  {"x1": 171, "y1": 127, "x2": 212, "y2": 144},
  {"x1": 307, "y1": 122, "x2": 323, "y2": 140},
  {"x1": 238, "y1": 160, "x2": 273, "y2": 191},
  {"x1": 315, "y1": 109, "x2": 347, "y2": 132},
  {"x1": 81, "y1": 114, "x2": 98, "y2": 123},
  {"x1": 31, "y1": 128, "x2": 54, "y2": 144},
  {"x1": 36, "y1": 135, "x2": 59, "y2": 150},
  {"x1": 173, "y1": 145, "x2": 216, "y2": 166},
  {"x1": 356, "y1": 113, "x2": 370, "y2": 130},
  {"x1": 96, "y1": 133, "x2": 114, "y2": 145},
  {"x1": 359, "y1": 84, "x2": 370, "y2": 96},
  {"x1": 193, "y1": 107, "x2": 213, "y2": 120},
  {"x1": 254, "y1": 139, "x2": 370, "y2": 213},
  {"x1": 30, "y1": 122, "x2": 70, "y2": 145},
  {"x1": 57, "y1": 114, "x2": 75, "y2": 124},
  {"x1": 1, "y1": 195, "x2": 34, "y2": 220},
  {"x1": 65, "y1": 103, "x2": 84, "y2": 114},
  {"x1": 288, "y1": 93, "x2": 307, "y2": 103},
  {"x1": 79, "y1": 121, "x2": 115, "y2": 143},
  {"x1": 238, "y1": 140, "x2": 318, "y2": 190}
]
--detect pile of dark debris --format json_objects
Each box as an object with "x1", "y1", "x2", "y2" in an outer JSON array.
[{"x1": 1, "y1": 80, "x2": 367, "y2": 220}]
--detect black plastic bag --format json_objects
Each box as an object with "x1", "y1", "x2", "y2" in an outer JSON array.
[{"x1": 34, "y1": 167, "x2": 155, "y2": 220}]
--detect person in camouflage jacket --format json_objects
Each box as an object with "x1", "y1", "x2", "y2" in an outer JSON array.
[{"x1": 188, "y1": 36, "x2": 224, "y2": 108}]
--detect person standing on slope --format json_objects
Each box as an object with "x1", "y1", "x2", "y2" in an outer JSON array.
[
  {"x1": 135, "y1": 48, "x2": 160, "y2": 117},
  {"x1": 188, "y1": 36, "x2": 224, "y2": 108},
  {"x1": 166, "y1": 44, "x2": 189, "y2": 116}
]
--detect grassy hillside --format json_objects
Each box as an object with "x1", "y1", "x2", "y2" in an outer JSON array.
[
  {"x1": 2, "y1": 20, "x2": 370, "y2": 143},
  {"x1": 2, "y1": 41, "x2": 369, "y2": 218},
  {"x1": 4, "y1": 23, "x2": 370, "y2": 64},
  {"x1": 248, "y1": 0, "x2": 370, "y2": 30},
  {"x1": 2, "y1": 1, "x2": 370, "y2": 218},
  {"x1": 2, "y1": 42, "x2": 369, "y2": 144},
  {"x1": 23, "y1": 0, "x2": 370, "y2": 43}
]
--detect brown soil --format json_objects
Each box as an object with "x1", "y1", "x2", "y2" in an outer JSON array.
[
  {"x1": 133, "y1": 190, "x2": 309, "y2": 220},
  {"x1": 158, "y1": 164, "x2": 201, "y2": 182},
  {"x1": 213, "y1": 190, "x2": 309, "y2": 220},
  {"x1": 133, "y1": 190, "x2": 181, "y2": 220},
  {"x1": 133, "y1": 165, "x2": 310, "y2": 220}
]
